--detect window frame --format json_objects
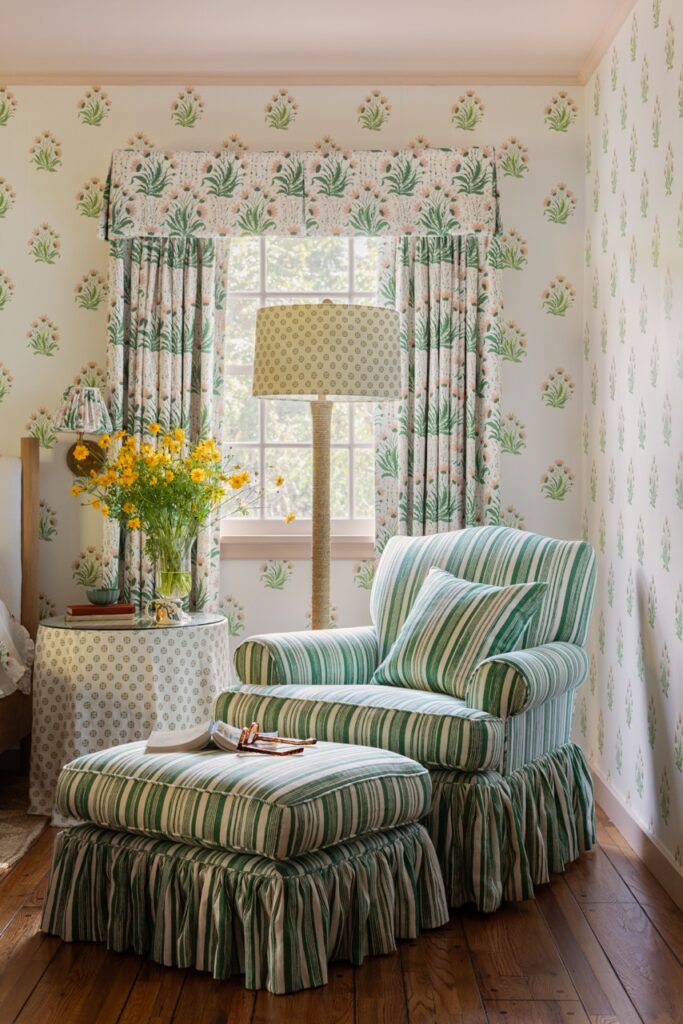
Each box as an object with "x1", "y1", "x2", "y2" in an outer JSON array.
[{"x1": 220, "y1": 236, "x2": 377, "y2": 556}]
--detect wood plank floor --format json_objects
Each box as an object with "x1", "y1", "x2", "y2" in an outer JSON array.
[{"x1": 1, "y1": 806, "x2": 682, "y2": 1024}]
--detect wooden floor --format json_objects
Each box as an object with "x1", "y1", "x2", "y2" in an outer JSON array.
[{"x1": 1, "y1": 807, "x2": 682, "y2": 1024}]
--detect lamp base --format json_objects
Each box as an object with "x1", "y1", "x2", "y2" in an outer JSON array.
[
  {"x1": 310, "y1": 398, "x2": 332, "y2": 630},
  {"x1": 66, "y1": 439, "x2": 104, "y2": 477}
]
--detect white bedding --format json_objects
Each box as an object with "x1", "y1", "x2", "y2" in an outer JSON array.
[{"x1": 0, "y1": 600, "x2": 34, "y2": 698}]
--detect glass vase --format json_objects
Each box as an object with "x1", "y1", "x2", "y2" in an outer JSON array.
[{"x1": 152, "y1": 531, "x2": 196, "y2": 601}]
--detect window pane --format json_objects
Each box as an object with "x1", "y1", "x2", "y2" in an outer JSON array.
[
  {"x1": 225, "y1": 447, "x2": 260, "y2": 518},
  {"x1": 265, "y1": 400, "x2": 311, "y2": 442},
  {"x1": 266, "y1": 237, "x2": 349, "y2": 292},
  {"x1": 225, "y1": 375, "x2": 259, "y2": 443},
  {"x1": 353, "y1": 237, "x2": 379, "y2": 293},
  {"x1": 226, "y1": 296, "x2": 257, "y2": 365},
  {"x1": 228, "y1": 237, "x2": 260, "y2": 291},
  {"x1": 330, "y1": 448, "x2": 350, "y2": 518},
  {"x1": 353, "y1": 402, "x2": 374, "y2": 444},
  {"x1": 353, "y1": 448, "x2": 374, "y2": 518},
  {"x1": 265, "y1": 448, "x2": 312, "y2": 519},
  {"x1": 331, "y1": 403, "x2": 349, "y2": 444}
]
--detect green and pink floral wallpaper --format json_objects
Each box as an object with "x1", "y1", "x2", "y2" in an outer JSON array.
[
  {"x1": 0, "y1": 81, "x2": 584, "y2": 633},
  {"x1": 580, "y1": 0, "x2": 682, "y2": 869}
]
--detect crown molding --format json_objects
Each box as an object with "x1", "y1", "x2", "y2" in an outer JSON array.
[
  {"x1": 577, "y1": 0, "x2": 637, "y2": 83},
  {"x1": 4, "y1": 71, "x2": 583, "y2": 87}
]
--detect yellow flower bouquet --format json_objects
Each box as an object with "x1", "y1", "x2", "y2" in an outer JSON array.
[{"x1": 72, "y1": 426, "x2": 272, "y2": 599}]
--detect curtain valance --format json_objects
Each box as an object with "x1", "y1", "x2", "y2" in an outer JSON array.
[{"x1": 99, "y1": 146, "x2": 500, "y2": 241}]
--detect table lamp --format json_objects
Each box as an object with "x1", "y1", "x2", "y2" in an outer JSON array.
[
  {"x1": 53, "y1": 385, "x2": 113, "y2": 476},
  {"x1": 253, "y1": 301, "x2": 401, "y2": 629}
]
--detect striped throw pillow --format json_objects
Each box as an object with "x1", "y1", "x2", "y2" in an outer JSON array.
[{"x1": 372, "y1": 568, "x2": 546, "y2": 698}]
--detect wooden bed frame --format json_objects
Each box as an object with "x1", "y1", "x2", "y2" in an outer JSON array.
[{"x1": 0, "y1": 437, "x2": 39, "y2": 758}]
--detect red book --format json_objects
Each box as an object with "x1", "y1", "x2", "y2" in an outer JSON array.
[{"x1": 66, "y1": 603, "x2": 135, "y2": 616}]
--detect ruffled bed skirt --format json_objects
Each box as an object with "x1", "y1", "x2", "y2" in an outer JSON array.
[
  {"x1": 41, "y1": 821, "x2": 449, "y2": 994},
  {"x1": 427, "y1": 742, "x2": 596, "y2": 913}
]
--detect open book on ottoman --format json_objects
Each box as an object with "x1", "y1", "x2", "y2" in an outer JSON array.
[{"x1": 145, "y1": 719, "x2": 316, "y2": 756}]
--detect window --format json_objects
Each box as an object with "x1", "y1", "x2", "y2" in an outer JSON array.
[{"x1": 223, "y1": 236, "x2": 379, "y2": 544}]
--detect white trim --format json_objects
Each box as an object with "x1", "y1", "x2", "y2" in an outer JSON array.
[
  {"x1": 592, "y1": 766, "x2": 683, "y2": 913},
  {"x1": 5, "y1": 72, "x2": 585, "y2": 87},
  {"x1": 221, "y1": 532, "x2": 374, "y2": 560}
]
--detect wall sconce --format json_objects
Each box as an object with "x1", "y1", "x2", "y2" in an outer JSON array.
[{"x1": 53, "y1": 386, "x2": 113, "y2": 476}]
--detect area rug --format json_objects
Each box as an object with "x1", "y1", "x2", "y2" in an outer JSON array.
[{"x1": 0, "y1": 775, "x2": 48, "y2": 878}]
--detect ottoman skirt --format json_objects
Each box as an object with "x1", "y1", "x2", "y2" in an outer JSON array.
[{"x1": 41, "y1": 820, "x2": 449, "y2": 994}]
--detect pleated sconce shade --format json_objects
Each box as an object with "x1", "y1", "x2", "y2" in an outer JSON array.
[{"x1": 253, "y1": 303, "x2": 401, "y2": 401}]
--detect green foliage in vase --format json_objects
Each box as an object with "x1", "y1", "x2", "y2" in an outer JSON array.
[
  {"x1": 265, "y1": 89, "x2": 299, "y2": 130},
  {"x1": 543, "y1": 91, "x2": 578, "y2": 132},
  {"x1": 357, "y1": 90, "x2": 391, "y2": 131},
  {"x1": 26, "y1": 314, "x2": 59, "y2": 356},
  {"x1": 77, "y1": 87, "x2": 111, "y2": 126},
  {"x1": 29, "y1": 130, "x2": 62, "y2": 172}
]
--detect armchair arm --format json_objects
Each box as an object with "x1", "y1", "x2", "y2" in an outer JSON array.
[
  {"x1": 465, "y1": 642, "x2": 589, "y2": 718},
  {"x1": 233, "y1": 625, "x2": 379, "y2": 687}
]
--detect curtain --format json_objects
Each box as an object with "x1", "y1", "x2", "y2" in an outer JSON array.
[
  {"x1": 105, "y1": 236, "x2": 228, "y2": 611},
  {"x1": 375, "y1": 235, "x2": 501, "y2": 553}
]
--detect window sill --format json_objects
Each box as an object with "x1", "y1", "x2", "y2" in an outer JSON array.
[{"x1": 220, "y1": 534, "x2": 375, "y2": 561}]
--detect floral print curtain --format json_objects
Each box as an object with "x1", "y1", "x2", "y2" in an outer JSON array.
[
  {"x1": 375, "y1": 235, "x2": 501, "y2": 553},
  {"x1": 105, "y1": 237, "x2": 228, "y2": 610}
]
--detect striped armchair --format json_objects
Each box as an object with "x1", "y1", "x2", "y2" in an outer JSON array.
[{"x1": 216, "y1": 526, "x2": 597, "y2": 912}]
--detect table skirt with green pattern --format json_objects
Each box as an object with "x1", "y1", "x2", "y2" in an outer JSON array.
[{"x1": 41, "y1": 821, "x2": 449, "y2": 994}]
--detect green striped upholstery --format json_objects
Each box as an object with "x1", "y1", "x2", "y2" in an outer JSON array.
[
  {"x1": 503, "y1": 690, "x2": 577, "y2": 774},
  {"x1": 42, "y1": 821, "x2": 449, "y2": 993},
  {"x1": 234, "y1": 625, "x2": 378, "y2": 687},
  {"x1": 372, "y1": 569, "x2": 546, "y2": 698},
  {"x1": 466, "y1": 642, "x2": 589, "y2": 717},
  {"x1": 214, "y1": 684, "x2": 503, "y2": 771},
  {"x1": 371, "y1": 526, "x2": 596, "y2": 660},
  {"x1": 55, "y1": 740, "x2": 432, "y2": 860}
]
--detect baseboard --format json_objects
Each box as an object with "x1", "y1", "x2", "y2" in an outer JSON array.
[{"x1": 592, "y1": 767, "x2": 683, "y2": 912}]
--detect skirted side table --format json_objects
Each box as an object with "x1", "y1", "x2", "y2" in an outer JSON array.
[{"x1": 28, "y1": 613, "x2": 229, "y2": 816}]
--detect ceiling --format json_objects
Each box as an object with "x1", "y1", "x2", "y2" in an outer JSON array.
[{"x1": 3, "y1": 0, "x2": 635, "y2": 84}]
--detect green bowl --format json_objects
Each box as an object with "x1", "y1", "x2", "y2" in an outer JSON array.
[{"x1": 86, "y1": 587, "x2": 120, "y2": 606}]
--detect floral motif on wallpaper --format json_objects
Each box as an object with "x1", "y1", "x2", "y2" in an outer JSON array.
[
  {"x1": 265, "y1": 89, "x2": 298, "y2": 130},
  {"x1": 77, "y1": 88, "x2": 111, "y2": 126},
  {"x1": 583, "y1": 0, "x2": 682, "y2": 866},
  {"x1": 170, "y1": 87, "x2": 204, "y2": 127}
]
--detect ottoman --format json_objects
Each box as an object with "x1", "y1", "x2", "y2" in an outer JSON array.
[{"x1": 41, "y1": 740, "x2": 449, "y2": 993}]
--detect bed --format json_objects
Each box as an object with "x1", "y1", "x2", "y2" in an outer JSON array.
[{"x1": 0, "y1": 437, "x2": 39, "y2": 759}]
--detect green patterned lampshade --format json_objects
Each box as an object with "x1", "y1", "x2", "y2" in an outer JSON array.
[
  {"x1": 53, "y1": 386, "x2": 113, "y2": 435},
  {"x1": 253, "y1": 302, "x2": 401, "y2": 402}
]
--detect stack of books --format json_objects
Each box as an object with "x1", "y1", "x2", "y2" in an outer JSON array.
[{"x1": 65, "y1": 603, "x2": 136, "y2": 626}]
